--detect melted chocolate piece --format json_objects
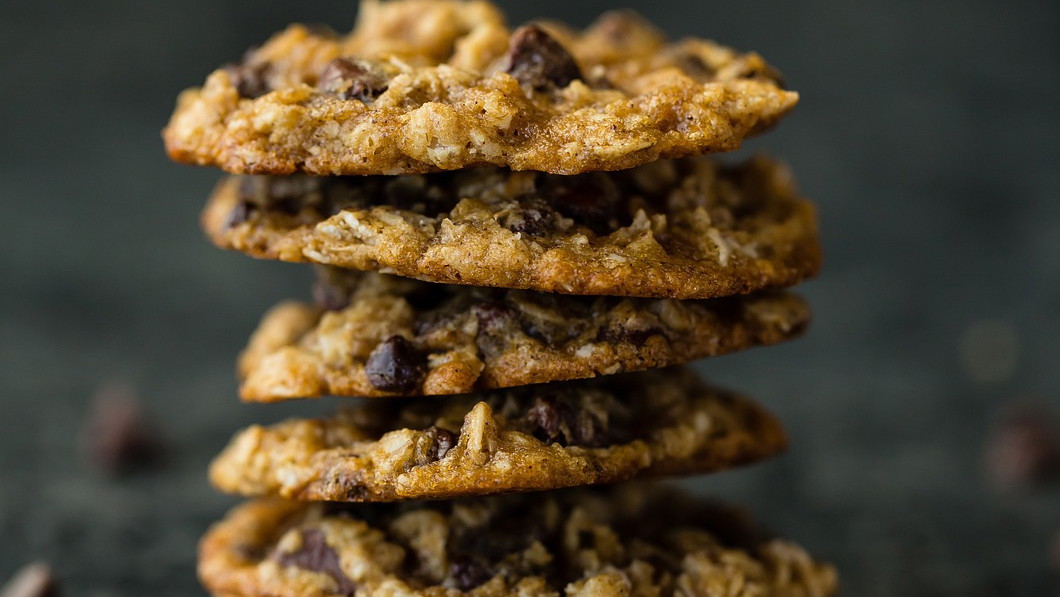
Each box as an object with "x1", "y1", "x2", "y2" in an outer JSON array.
[
  {"x1": 540, "y1": 172, "x2": 623, "y2": 235},
  {"x1": 365, "y1": 336, "x2": 428, "y2": 393},
  {"x1": 427, "y1": 426, "x2": 457, "y2": 461},
  {"x1": 596, "y1": 325, "x2": 664, "y2": 346},
  {"x1": 273, "y1": 529, "x2": 356, "y2": 596},
  {"x1": 383, "y1": 175, "x2": 459, "y2": 216},
  {"x1": 319, "y1": 58, "x2": 389, "y2": 102},
  {"x1": 225, "y1": 200, "x2": 257, "y2": 229},
  {"x1": 674, "y1": 52, "x2": 717, "y2": 82},
  {"x1": 471, "y1": 301, "x2": 518, "y2": 358},
  {"x1": 312, "y1": 278, "x2": 351, "y2": 311},
  {"x1": 501, "y1": 197, "x2": 556, "y2": 235},
  {"x1": 523, "y1": 395, "x2": 606, "y2": 447},
  {"x1": 502, "y1": 25, "x2": 583, "y2": 92},
  {"x1": 225, "y1": 56, "x2": 272, "y2": 99},
  {"x1": 449, "y1": 554, "x2": 493, "y2": 591}
]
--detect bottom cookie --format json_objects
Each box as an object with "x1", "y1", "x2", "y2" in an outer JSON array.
[{"x1": 199, "y1": 485, "x2": 838, "y2": 597}]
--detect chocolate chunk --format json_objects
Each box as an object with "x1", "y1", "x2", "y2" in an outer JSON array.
[
  {"x1": 273, "y1": 529, "x2": 356, "y2": 596},
  {"x1": 449, "y1": 554, "x2": 493, "y2": 591},
  {"x1": 427, "y1": 426, "x2": 457, "y2": 461},
  {"x1": 365, "y1": 336, "x2": 428, "y2": 393},
  {"x1": 569, "y1": 409, "x2": 606, "y2": 447},
  {"x1": 264, "y1": 178, "x2": 311, "y2": 215},
  {"x1": 675, "y1": 52, "x2": 717, "y2": 81},
  {"x1": 523, "y1": 395, "x2": 614, "y2": 447},
  {"x1": 383, "y1": 175, "x2": 458, "y2": 216},
  {"x1": 985, "y1": 406, "x2": 1060, "y2": 489},
  {"x1": 312, "y1": 277, "x2": 351, "y2": 311},
  {"x1": 319, "y1": 58, "x2": 389, "y2": 102},
  {"x1": 540, "y1": 172, "x2": 623, "y2": 235},
  {"x1": 596, "y1": 325, "x2": 663, "y2": 345},
  {"x1": 502, "y1": 25, "x2": 583, "y2": 92},
  {"x1": 402, "y1": 286, "x2": 450, "y2": 312},
  {"x1": 225, "y1": 200, "x2": 257, "y2": 229},
  {"x1": 526, "y1": 396, "x2": 566, "y2": 443},
  {"x1": 80, "y1": 382, "x2": 163, "y2": 476},
  {"x1": 471, "y1": 301, "x2": 517, "y2": 357},
  {"x1": 225, "y1": 56, "x2": 272, "y2": 99},
  {"x1": 0, "y1": 563, "x2": 59, "y2": 597},
  {"x1": 502, "y1": 197, "x2": 555, "y2": 235}
]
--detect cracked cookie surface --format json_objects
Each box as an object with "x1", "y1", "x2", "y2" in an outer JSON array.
[
  {"x1": 164, "y1": 0, "x2": 797, "y2": 175},
  {"x1": 199, "y1": 485, "x2": 838, "y2": 597},
  {"x1": 209, "y1": 368, "x2": 786, "y2": 502},
  {"x1": 203, "y1": 156, "x2": 820, "y2": 299},
  {"x1": 240, "y1": 268, "x2": 809, "y2": 401}
]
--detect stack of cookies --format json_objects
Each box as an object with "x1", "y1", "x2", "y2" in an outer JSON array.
[{"x1": 164, "y1": 1, "x2": 838, "y2": 595}]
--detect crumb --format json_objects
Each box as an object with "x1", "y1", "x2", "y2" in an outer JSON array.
[
  {"x1": 80, "y1": 381, "x2": 164, "y2": 475},
  {"x1": 0, "y1": 563, "x2": 59, "y2": 597},
  {"x1": 984, "y1": 405, "x2": 1060, "y2": 490}
]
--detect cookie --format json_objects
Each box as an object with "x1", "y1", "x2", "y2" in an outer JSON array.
[
  {"x1": 163, "y1": 0, "x2": 796, "y2": 176},
  {"x1": 208, "y1": 368, "x2": 786, "y2": 502},
  {"x1": 239, "y1": 268, "x2": 809, "y2": 401},
  {"x1": 199, "y1": 485, "x2": 838, "y2": 597},
  {"x1": 203, "y1": 156, "x2": 820, "y2": 299}
]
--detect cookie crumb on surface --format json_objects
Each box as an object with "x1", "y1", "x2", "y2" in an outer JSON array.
[
  {"x1": 0, "y1": 563, "x2": 59, "y2": 597},
  {"x1": 80, "y1": 381, "x2": 164, "y2": 475},
  {"x1": 984, "y1": 404, "x2": 1060, "y2": 490}
]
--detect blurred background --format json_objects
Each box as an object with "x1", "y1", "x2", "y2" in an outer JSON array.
[{"x1": 2, "y1": 0, "x2": 1059, "y2": 595}]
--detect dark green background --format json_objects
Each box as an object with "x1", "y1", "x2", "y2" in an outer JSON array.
[{"x1": 2, "y1": 0, "x2": 1059, "y2": 594}]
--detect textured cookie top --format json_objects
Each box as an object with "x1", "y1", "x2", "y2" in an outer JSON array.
[
  {"x1": 203, "y1": 156, "x2": 820, "y2": 299},
  {"x1": 199, "y1": 486, "x2": 838, "y2": 597},
  {"x1": 208, "y1": 368, "x2": 787, "y2": 502},
  {"x1": 239, "y1": 268, "x2": 810, "y2": 400},
  {"x1": 164, "y1": 0, "x2": 797, "y2": 175}
]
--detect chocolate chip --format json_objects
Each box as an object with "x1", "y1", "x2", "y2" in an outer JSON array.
[
  {"x1": 501, "y1": 197, "x2": 555, "y2": 235},
  {"x1": 319, "y1": 58, "x2": 389, "y2": 102},
  {"x1": 472, "y1": 300, "x2": 515, "y2": 331},
  {"x1": 471, "y1": 300, "x2": 517, "y2": 357},
  {"x1": 403, "y1": 286, "x2": 450, "y2": 312},
  {"x1": 675, "y1": 52, "x2": 717, "y2": 81},
  {"x1": 365, "y1": 336, "x2": 428, "y2": 393},
  {"x1": 570, "y1": 409, "x2": 606, "y2": 447},
  {"x1": 0, "y1": 563, "x2": 59, "y2": 597},
  {"x1": 264, "y1": 178, "x2": 312, "y2": 214},
  {"x1": 225, "y1": 56, "x2": 272, "y2": 99},
  {"x1": 596, "y1": 325, "x2": 663, "y2": 345},
  {"x1": 80, "y1": 381, "x2": 164, "y2": 476},
  {"x1": 985, "y1": 406, "x2": 1060, "y2": 489},
  {"x1": 383, "y1": 175, "x2": 458, "y2": 215},
  {"x1": 502, "y1": 25, "x2": 583, "y2": 92},
  {"x1": 523, "y1": 394, "x2": 615, "y2": 447},
  {"x1": 449, "y1": 554, "x2": 493, "y2": 591},
  {"x1": 273, "y1": 529, "x2": 356, "y2": 596},
  {"x1": 225, "y1": 200, "x2": 256, "y2": 229},
  {"x1": 526, "y1": 396, "x2": 566, "y2": 443},
  {"x1": 540, "y1": 172, "x2": 623, "y2": 235},
  {"x1": 427, "y1": 426, "x2": 457, "y2": 461},
  {"x1": 312, "y1": 277, "x2": 351, "y2": 311}
]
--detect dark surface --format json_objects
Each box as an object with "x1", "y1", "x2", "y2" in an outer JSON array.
[{"x1": 2, "y1": 0, "x2": 1059, "y2": 595}]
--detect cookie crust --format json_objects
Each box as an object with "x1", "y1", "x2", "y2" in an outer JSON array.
[
  {"x1": 209, "y1": 369, "x2": 787, "y2": 502},
  {"x1": 164, "y1": 0, "x2": 797, "y2": 176},
  {"x1": 203, "y1": 156, "x2": 820, "y2": 299},
  {"x1": 199, "y1": 486, "x2": 838, "y2": 597}
]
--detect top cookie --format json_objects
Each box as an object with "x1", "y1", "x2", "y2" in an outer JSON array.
[{"x1": 163, "y1": 0, "x2": 797, "y2": 175}]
